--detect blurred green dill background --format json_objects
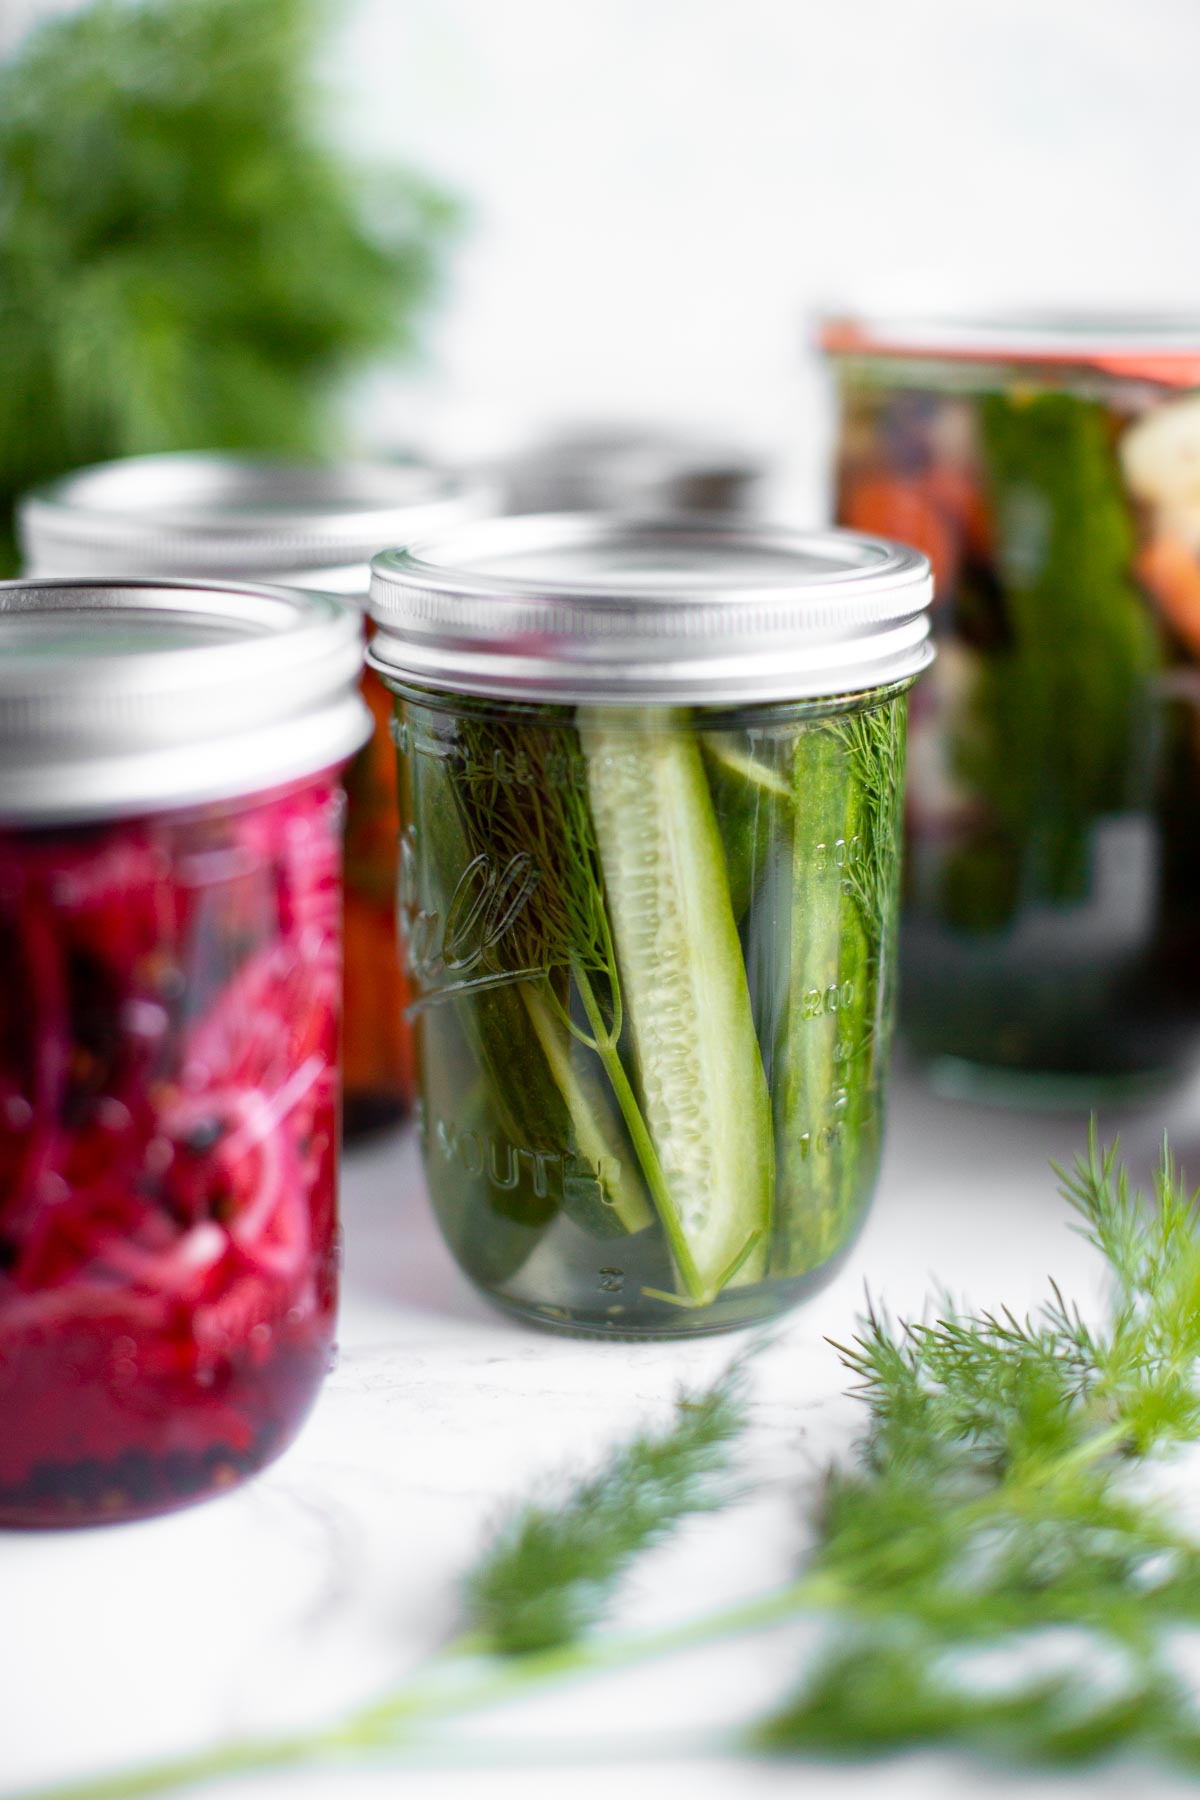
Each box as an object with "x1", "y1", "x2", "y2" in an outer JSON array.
[{"x1": 0, "y1": 0, "x2": 456, "y2": 564}]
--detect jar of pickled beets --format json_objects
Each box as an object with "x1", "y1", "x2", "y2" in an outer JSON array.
[
  {"x1": 368, "y1": 516, "x2": 932, "y2": 1335},
  {"x1": 822, "y1": 313, "x2": 1200, "y2": 1100},
  {"x1": 0, "y1": 578, "x2": 368, "y2": 1525},
  {"x1": 19, "y1": 456, "x2": 487, "y2": 1137}
]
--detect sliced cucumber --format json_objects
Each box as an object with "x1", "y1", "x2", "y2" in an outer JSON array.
[
  {"x1": 579, "y1": 709, "x2": 774, "y2": 1303},
  {"x1": 522, "y1": 985, "x2": 654, "y2": 1237},
  {"x1": 770, "y1": 720, "x2": 852, "y2": 1281},
  {"x1": 702, "y1": 736, "x2": 790, "y2": 923},
  {"x1": 702, "y1": 733, "x2": 793, "y2": 799}
]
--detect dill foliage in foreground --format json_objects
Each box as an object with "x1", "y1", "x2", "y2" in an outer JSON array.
[
  {"x1": 758, "y1": 1125, "x2": 1200, "y2": 1761},
  {"x1": 0, "y1": 0, "x2": 454, "y2": 543},
  {"x1": 14, "y1": 1130, "x2": 1200, "y2": 1800},
  {"x1": 464, "y1": 1369, "x2": 746, "y2": 1654}
]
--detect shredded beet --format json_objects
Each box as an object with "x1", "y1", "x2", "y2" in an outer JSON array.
[{"x1": 0, "y1": 775, "x2": 343, "y2": 1525}]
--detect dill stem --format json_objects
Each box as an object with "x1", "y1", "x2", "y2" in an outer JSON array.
[
  {"x1": 363, "y1": 1569, "x2": 838, "y2": 1730},
  {"x1": 6, "y1": 1574, "x2": 837, "y2": 1800},
  {"x1": 0, "y1": 1424, "x2": 1159, "y2": 1800},
  {"x1": 572, "y1": 966, "x2": 706, "y2": 1302},
  {"x1": 3, "y1": 1732, "x2": 333, "y2": 1800}
]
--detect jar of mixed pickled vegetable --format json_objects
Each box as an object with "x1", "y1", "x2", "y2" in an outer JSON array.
[
  {"x1": 18, "y1": 455, "x2": 489, "y2": 1137},
  {"x1": 368, "y1": 516, "x2": 932, "y2": 1335},
  {"x1": 0, "y1": 578, "x2": 369, "y2": 1525},
  {"x1": 822, "y1": 314, "x2": 1200, "y2": 1099}
]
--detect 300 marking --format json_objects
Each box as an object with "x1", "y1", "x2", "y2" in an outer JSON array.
[{"x1": 811, "y1": 834, "x2": 862, "y2": 873}]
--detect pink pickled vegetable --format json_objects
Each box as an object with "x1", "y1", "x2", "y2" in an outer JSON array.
[{"x1": 0, "y1": 774, "x2": 343, "y2": 1525}]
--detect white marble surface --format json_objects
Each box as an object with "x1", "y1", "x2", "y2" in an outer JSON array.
[{"x1": 4, "y1": 1062, "x2": 1200, "y2": 1800}]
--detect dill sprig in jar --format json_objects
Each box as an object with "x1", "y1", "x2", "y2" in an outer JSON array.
[{"x1": 368, "y1": 515, "x2": 932, "y2": 1335}]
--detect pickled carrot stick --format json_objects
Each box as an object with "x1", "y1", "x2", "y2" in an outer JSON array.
[
  {"x1": 1135, "y1": 533, "x2": 1200, "y2": 657},
  {"x1": 839, "y1": 473, "x2": 958, "y2": 593}
]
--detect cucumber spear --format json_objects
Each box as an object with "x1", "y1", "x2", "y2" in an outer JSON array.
[{"x1": 580, "y1": 711, "x2": 774, "y2": 1303}]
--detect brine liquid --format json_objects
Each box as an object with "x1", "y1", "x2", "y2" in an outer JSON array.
[{"x1": 393, "y1": 691, "x2": 908, "y2": 1336}]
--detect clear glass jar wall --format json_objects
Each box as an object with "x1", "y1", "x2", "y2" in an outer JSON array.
[
  {"x1": 388, "y1": 684, "x2": 911, "y2": 1334},
  {"x1": 825, "y1": 325, "x2": 1200, "y2": 1096},
  {"x1": 0, "y1": 776, "x2": 343, "y2": 1525}
]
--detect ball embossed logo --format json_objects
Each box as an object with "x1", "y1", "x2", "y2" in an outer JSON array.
[{"x1": 400, "y1": 830, "x2": 543, "y2": 1008}]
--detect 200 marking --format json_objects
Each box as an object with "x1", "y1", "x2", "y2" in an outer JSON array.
[{"x1": 802, "y1": 979, "x2": 856, "y2": 1020}]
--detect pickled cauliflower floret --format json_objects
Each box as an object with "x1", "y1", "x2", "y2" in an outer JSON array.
[{"x1": 1120, "y1": 392, "x2": 1200, "y2": 511}]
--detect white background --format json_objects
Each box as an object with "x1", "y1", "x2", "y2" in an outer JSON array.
[
  {"x1": 5, "y1": 5, "x2": 1200, "y2": 1795},
  {"x1": 328, "y1": 0, "x2": 1200, "y2": 483},
  {"x1": 8, "y1": 0, "x2": 1200, "y2": 498}
]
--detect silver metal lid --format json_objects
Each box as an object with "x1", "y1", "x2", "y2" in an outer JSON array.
[
  {"x1": 367, "y1": 515, "x2": 933, "y2": 704},
  {"x1": 0, "y1": 579, "x2": 371, "y2": 824},
  {"x1": 18, "y1": 454, "x2": 490, "y2": 591}
]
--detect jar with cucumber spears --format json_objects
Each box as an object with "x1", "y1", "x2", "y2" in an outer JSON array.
[
  {"x1": 19, "y1": 455, "x2": 488, "y2": 1136},
  {"x1": 822, "y1": 315, "x2": 1200, "y2": 1099},
  {"x1": 368, "y1": 517, "x2": 933, "y2": 1335},
  {"x1": 0, "y1": 578, "x2": 368, "y2": 1525}
]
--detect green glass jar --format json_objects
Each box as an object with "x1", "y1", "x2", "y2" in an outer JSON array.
[
  {"x1": 823, "y1": 313, "x2": 1200, "y2": 1101},
  {"x1": 369, "y1": 516, "x2": 932, "y2": 1335}
]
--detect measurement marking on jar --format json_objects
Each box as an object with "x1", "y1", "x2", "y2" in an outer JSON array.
[
  {"x1": 400, "y1": 729, "x2": 590, "y2": 793},
  {"x1": 802, "y1": 979, "x2": 856, "y2": 1020},
  {"x1": 404, "y1": 728, "x2": 460, "y2": 763},
  {"x1": 489, "y1": 745, "x2": 533, "y2": 784},
  {"x1": 796, "y1": 1120, "x2": 846, "y2": 1159},
  {"x1": 809, "y1": 835, "x2": 863, "y2": 873},
  {"x1": 544, "y1": 749, "x2": 589, "y2": 790}
]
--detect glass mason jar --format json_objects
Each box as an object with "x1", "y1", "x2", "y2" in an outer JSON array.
[
  {"x1": 368, "y1": 516, "x2": 933, "y2": 1336},
  {"x1": 18, "y1": 455, "x2": 488, "y2": 1137},
  {"x1": 469, "y1": 422, "x2": 764, "y2": 516},
  {"x1": 822, "y1": 314, "x2": 1200, "y2": 1100},
  {"x1": 0, "y1": 578, "x2": 369, "y2": 1526}
]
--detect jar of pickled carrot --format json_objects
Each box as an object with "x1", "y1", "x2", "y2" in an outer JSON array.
[
  {"x1": 821, "y1": 314, "x2": 1200, "y2": 1100},
  {"x1": 0, "y1": 577, "x2": 368, "y2": 1525},
  {"x1": 368, "y1": 516, "x2": 932, "y2": 1335},
  {"x1": 19, "y1": 456, "x2": 489, "y2": 1136}
]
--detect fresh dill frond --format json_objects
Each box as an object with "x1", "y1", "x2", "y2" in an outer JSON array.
[
  {"x1": 1058, "y1": 1126, "x2": 1200, "y2": 1451},
  {"x1": 756, "y1": 1125, "x2": 1200, "y2": 1761},
  {"x1": 753, "y1": 1632, "x2": 1189, "y2": 1765},
  {"x1": 449, "y1": 708, "x2": 615, "y2": 990},
  {"x1": 462, "y1": 1367, "x2": 747, "y2": 1655},
  {"x1": 16, "y1": 1131, "x2": 1200, "y2": 1799}
]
